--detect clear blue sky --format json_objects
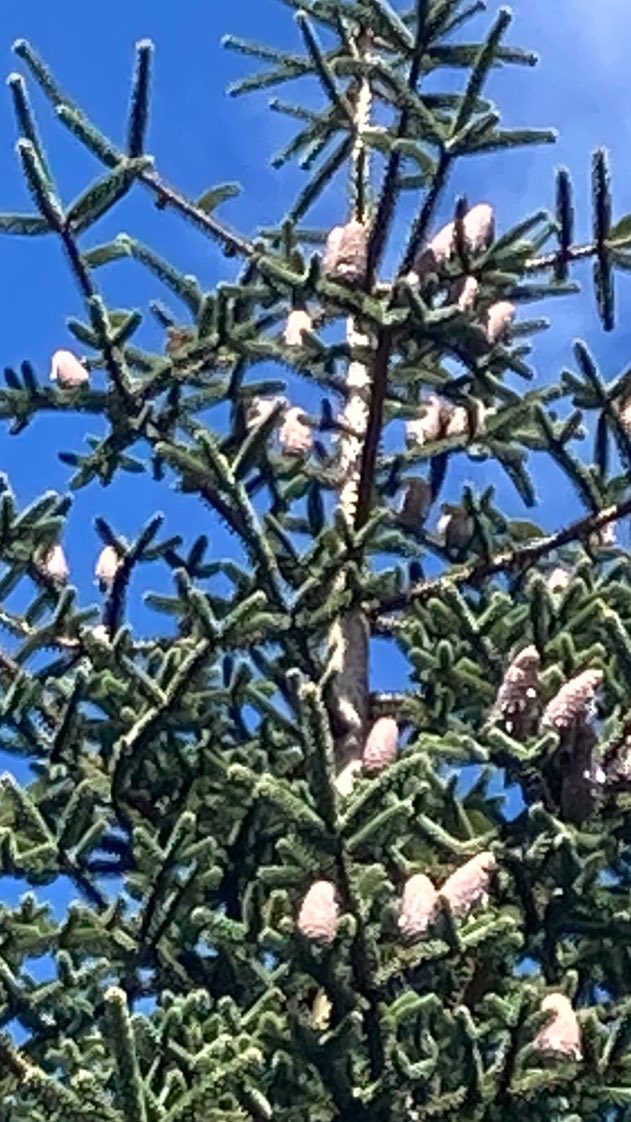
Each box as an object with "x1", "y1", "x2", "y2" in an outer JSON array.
[{"x1": 0, "y1": 1, "x2": 629, "y2": 919}]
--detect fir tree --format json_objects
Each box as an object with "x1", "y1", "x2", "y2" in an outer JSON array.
[{"x1": 2, "y1": 3, "x2": 631, "y2": 1121}]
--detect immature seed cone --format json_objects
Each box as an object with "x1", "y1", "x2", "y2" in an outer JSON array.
[
  {"x1": 437, "y1": 507, "x2": 474, "y2": 553},
  {"x1": 462, "y1": 203, "x2": 495, "y2": 253},
  {"x1": 362, "y1": 716, "x2": 398, "y2": 775},
  {"x1": 449, "y1": 274, "x2": 480, "y2": 312},
  {"x1": 334, "y1": 757, "x2": 362, "y2": 797},
  {"x1": 589, "y1": 520, "x2": 616, "y2": 549},
  {"x1": 541, "y1": 669, "x2": 603, "y2": 732},
  {"x1": 95, "y1": 545, "x2": 121, "y2": 590},
  {"x1": 279, "y1": 406, "x2": 313, "y2": 457},
  {"x1": 493, "y1": 646, "x2": 540, "y2": 732},
  {"x1": 484, "y1": 301, "x2": 516, "y2": 344},
  {"x1": 406, "y1": 396, "x2": 446, "y2": 447},
  {"x1": 397, "y1": 478, "x2": 432, "y2": 530},
  {"x1": 546, "y1": 566, "x2": 572, "y2": 594},
  {"x1": 440, "y1": 851, "x2": 497, "y2": 918},
  {"x1": 534, "y1": 993, "x2": 582, "y2": 1060},
  {"x1": 50, "y1": 349, "x2": 89, "y2": 388},
  {"x1": 246, "y1": 395, "x2": 286, "y2": 430},
  {"x1": 297, "y1": 880, "x2": 339, "y2": 943},
  {"x1": 284, "y1": 309, "x2": 312, "y2": 347},
  {"x1": 412, "y1": 220, "x2": 456, "y2": 278},
  {"x1": 399, "y1": 873, "x2": 438, "y2": 939},
  {"x1": 323, "y1": 219, "x2": 368, "y2": 283},
  {"x1": 43, "y1": 544, "x2": 69, "y2": 584}
]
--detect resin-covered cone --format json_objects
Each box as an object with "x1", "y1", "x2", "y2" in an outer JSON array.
[
  {"x1": 323, "y1": 219, "x2": 368, "y2": 283},
  {"x1": 362, "y1": 716, "x2": 398, "y2": 775},
  {"x1": 43, "y1": 543, "x2": 69, "y2": 584},
  {"x1": 541, "y1": 669, "x2": 603, "y2": 732},
  {"x1": 283, "y1": 309, "x2": 312, "y2": 346},
  {"x1": 440, "y1": 851, "x2": 497, "y2": 918},
  {"x1": 95, "y1": 545, "x2": 121, "y2": 589},
  {"x1": 297, "y1": 880, "x2": 339, "y2": 943},
  {"x1": 406, "y1": 395, "x2": 446, "y2": 447},
  {"x1": 399, "y1": 873, "x2": 438, "y2": 939},
  {"x1": 50, "y1": 349, "x2": 89, "y2": 388},
  {"x1": 534, "y1": 993, "x2": 582, "y2": 1060},
  {"x1": 493, "y1": 645, "x2": 540, "y2": 727},
  {"x1": 484, "y1": 300, "x2": 515, "y2": 344},
  {"x1": 279, "y1": 406, "x2": 313, "y2": 457}
]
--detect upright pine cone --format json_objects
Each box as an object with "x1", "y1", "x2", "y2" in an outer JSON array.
[
  {"x1": 398, "y1": 873, "x2": 438, "y2": 939},
  {"x1": 246, "y1": 395, "x2": 286, "y2": 430},
  {"x1": 297, "y1": 880, "x2": 339, "y2": 943},
  {"x1": 43, "y1": 544, "x2": 69, "y2": 584},
  {"x1": 546, "y1": 566, "x2": 572, "y2": 594},
  {"x1": 50, "y1": 349, "x2": 89, "y2": 388},
  {"x1": 440, "y1": 851, "x2": 497, "y2": 918},
  {"x1": 95, "y1": 545, "x2": 121, "y2": 591},
  {"x1": 462, "y1": 203, "x2": 495, "y2": 253},
  {"x1": 484, "y1": 301, "x2": 516, "y2": 344},
  {"x1": 541, "y1": 669, "x2": 603, "y2": 732},
  {"x1": 279, "y1": 406, "x2": 313, "y2": 457},
  {"x1": 283, "y1": 309, "x2": 312, "y2": 346},
  {"x1": 406, "y1": 396, "x2": 447, "y2": 447},
  {"x1": 533, "y1": 993, "x2": 582, "y2": 1060},
  {"x1": 397, "y1": 478, "x2": 432, "y2": 530},
  {"x1": 323, "y1": 219, "x2": 368, "y2": 283},
  {"x1": 493, "y1": 645, "x2": 540, "y2": 737},
  {"x1": 362, "y1": 716, "x2": 398, "y2": 775},
  {"x1": 449, "y1": 275, "x2": 480, "y2": 312}
]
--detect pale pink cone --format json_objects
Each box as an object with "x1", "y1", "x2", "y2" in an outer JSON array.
[
  {"x1": 95, "y1": 545, "x2": 120, "y2": 588},
  {"x1": 246, "y1": 395, "x2": 286, "y2": 430},
  {"x1": 362, "y1": 716, "x2": 398, "y2": 775},
  {"x1": 541, "y1": 669, "x2": 603, "y2": 732},
  {"x1": 284, "y1": 309, "x2": 312, "y2": 347},
  {"x1": 462, "y1": 203, "x2": 495, "y2": 253},
  {"x1": 590, "y1": 520, "x2": 616, "y2": 549},
  {"x1": 412, "y1": 221, "x2": 455, "y2": 277},
  {"x1": 547, "y1": 566, "x2": 572, "y2": 594},
  {"x1": 323, "y1": 220, "x2": 367, "y2": 283},
  {"x1": 43, "y1": 544, "x2": 69, "y2": 584},
  {"x1": 493, "y1": 646, "x2": 540, "y2": 721},
  {"x1": 50, "y1": 349, "x2": 89, "y2": 388},
  {"x1": 398, "y1": 478, "x2": 432, "y2": 529},
  {"x1": 534, "y1": 993, "x2": 582, "y2": 1060},
  {"x1": 484, "y1": 301, "x2": 516, "y2": 345},
  {"x1": 297, "y1": 880, "x2": 339, "y2": 943},
  {"x1": 450, "y1": 275, "x2": 480, "y2": 312},
  {"x1": 406, "y1": 396, "x2": 446, "y2": 447},
  {"x1": 279, "y1": 406, "x2": 313, "y2": 457},
  {"x1": 334, "y1": 757, "x2": 362, "y2": 797},
  {"x1": 444, "y1": 406, "x2": 469, "y2": 438},
  {"x1": 399, "y1": 873, "x2": 438, "y2": 939},
  {"x1": 440, "y1": 851, "x2": 497, "y2": 918}
]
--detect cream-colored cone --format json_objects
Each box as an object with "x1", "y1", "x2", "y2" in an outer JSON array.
[{"x1": 50, "y1": 349, "x2": 89, "y2": 388}]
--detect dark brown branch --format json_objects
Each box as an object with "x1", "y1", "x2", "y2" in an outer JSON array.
[{"x1": 369, "y1": 495, "x2": 631, "y2": 619}]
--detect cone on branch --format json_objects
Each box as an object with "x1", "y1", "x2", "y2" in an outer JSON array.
[
  {"x1": 411, "y1": 202, "x2": 495, "y2": 279},
  {"x1": 492, "y1": 645, "x2": 540, "y2": 738},
  {"x1": 397, "y1": 478, "x2": 432, "y2": 530},
  {"x1": 297, "y1": 880, "x2": 339, "y2": 943},
  {"x1": 95, "y1": 545, "x2": 121, "y2": 591},
  {"x1": 541, "y1": 669, "x2": 603, "y2": 733},
  {"x1": 283, "y1": 309, "x2": 313, "y2": 347},
  {"x1": 42, "y1": 543, "x2": 69, "y2": 584},
  {"x1": 362, "y1": 716, "x2": 398, "y2": 775},
  {"x1": 437, "y1": 506, "x2": 474, "y2": 553},
  {"x1": 546, "y1": 566, "x2": 573, "y2": 594},
  {"x1": 440, "y1": 851, "x2": 497, "y2": 918},
  {"x1": 279, "y1": 406, "x2": 313, "y2": 457},
  {"x1": 398, "y1": 873, "x2": 438, "y2": 940},
  {"x1": 246, "y1": 395, "x2": 286, "y2": 430},
  {"x1": 533, "y1": 993, "x2": 582, "y2": 1060},
  {"x1": 323, "y1": 219, "x2": 368, "y2": 284},
  {"x1": 449, "y1": 274, "x2": 480, "y2": 312},
  {"x1": 50, "y1": 349, "x2": 89, "y2": 388},
  {"x1": 406, "y1": 396, "x2": 447, "y2": 447},
  {"x1": 484, "y1": 301, "x2": 516, "y2": 344}
]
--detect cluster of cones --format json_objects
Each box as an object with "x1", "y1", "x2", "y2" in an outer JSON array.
[{"x1": 41, "y1": 542, "x2": 122, "y2": 592}]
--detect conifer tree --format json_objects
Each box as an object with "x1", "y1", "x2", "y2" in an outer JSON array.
[{"x1": 3, "y1": 3, "x2": 631, "y2": 1120}]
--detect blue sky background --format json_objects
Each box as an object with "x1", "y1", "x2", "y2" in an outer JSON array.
[{"x1": 0, "y1": 0, "x2": 629, "y2": 937}]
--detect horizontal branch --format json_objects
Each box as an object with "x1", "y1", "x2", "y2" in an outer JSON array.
[{"x1": 370, "y1": 494, "x2": 631, "y2": 621}]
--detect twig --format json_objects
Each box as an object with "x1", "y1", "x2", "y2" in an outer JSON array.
[{"x1": 370, "y1": 496, "x2": 631, "y2": 620}]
